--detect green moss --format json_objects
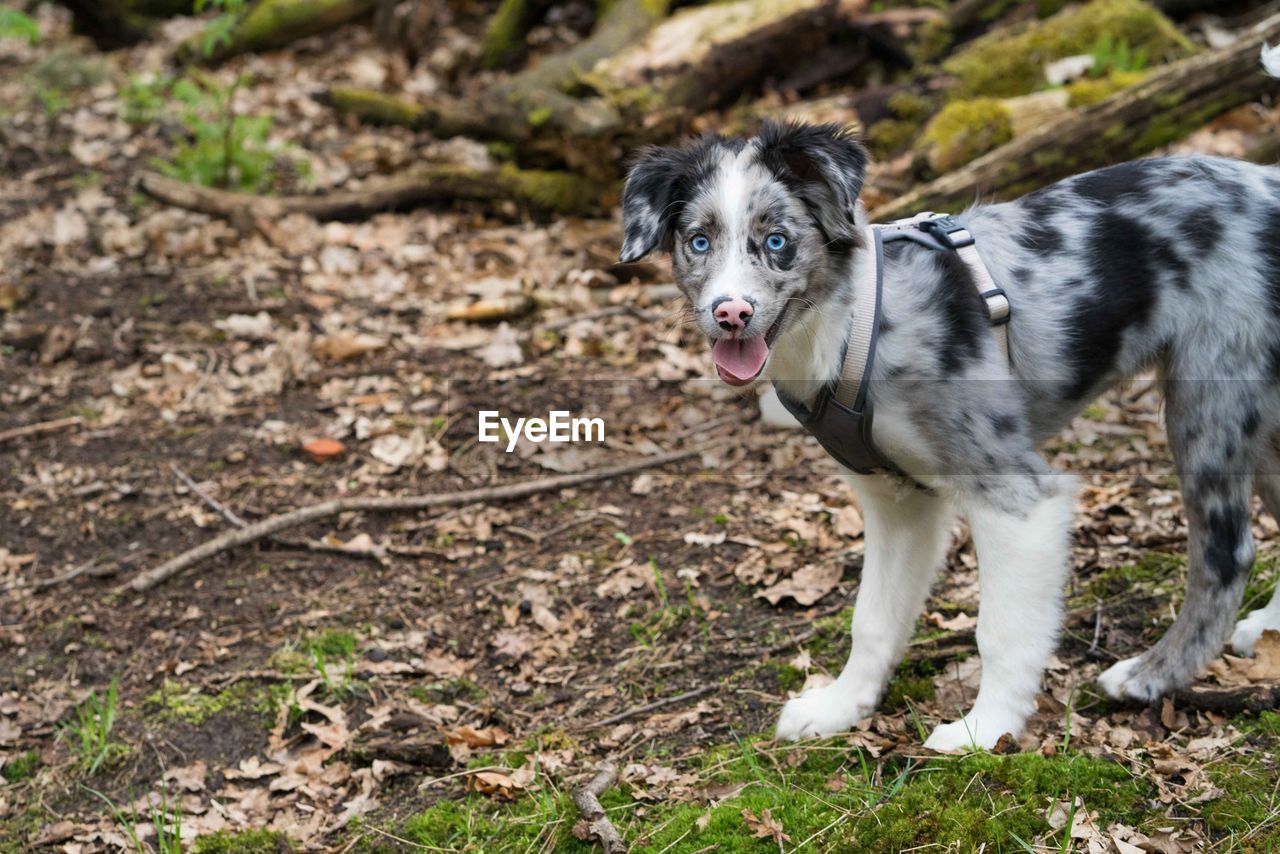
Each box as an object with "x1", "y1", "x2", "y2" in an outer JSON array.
[
  {"x1": 480, "y1": 0, "x2": 529, "y2": 69},
  {"x1": 1201, "y1": 757, "x2": 1280, "y2": 846},
  {"x1": 144, "y1": 680, "x2": 266, "y2": 726},
  {"x1": 866, "y1": 119, "x2": 918, "y2": 159},
  {"x1": 308, "y1": 629, "x2": 357, "y2": 659},
  {"x1": 409, "y1": 678, "x2": 488, "y2": 705},
  {"x1": 1066, "y1": 70, "x2": 1147, "y2": 107},
  {"x1": 501, "y1": 164, "x2": 600, "y2": 214},
  {"x1": 887, "y1": 91, "x2": 932, "y2": 123},
  {"x1": 395, "y1": 732, "x2": 1153, "y2": 852},
  {"x1": 193, "y1": 829, "x2": 293, "y2": 853},
  {"x1": 883, "y1": 669, "x2": 936, "y2": 710},
  {"x1": 943, "y1": 0, "x2": 1192, "y2": 99},
  {"x1": 918, "y1": 98, "x2": 1013, "y2": 172},
  {"x1": 1, "y1": 751, "x2": 40, "y2": 784},
  {"x1": 325, "y1": 87, "x2": 425, "y2": 126}
]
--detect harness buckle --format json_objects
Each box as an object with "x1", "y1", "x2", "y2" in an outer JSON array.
[
  {"x1": 919, "y1": 215, "x2": 976, "y2": 249},
  {"x1": 981, "y1": 287, "x2": 1011, "y2": 326}
]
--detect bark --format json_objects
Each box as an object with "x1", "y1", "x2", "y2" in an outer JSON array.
[
  {"x1": 873, "y1": 12, "x2": 1280, "y2": 221},
  {"x1": 59, "y1": 0, "x2": 194, "y2": 49},
  {"x1": 325, "y1": 0, "x2": 874, "y2": 178},
  {"x1": 179, "y1": 0, "x2": 377, "y2": 64},
  {"x1": 137, "y1": 164, "x2": 602, "y2": 224}
]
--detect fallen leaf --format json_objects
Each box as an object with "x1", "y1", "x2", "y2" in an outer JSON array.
[
  {"x1": 162, "y1": 760, "x2": 206, "y2": 792},
  {"x1": 756, "y1": 563, "x2": 843, "y2": 606},
  {"x1": 444, "y1": 725, "x2": 510, "y2": 749},
  {"x1": 467, "y1": 766, "x2": 535, "y2": 799},
  {"x1": 312, "y1": 332, "x2": 386, "y2": 361},
  {"x1": 742, "y1": 807, "x2": 790, "y2": 845}
]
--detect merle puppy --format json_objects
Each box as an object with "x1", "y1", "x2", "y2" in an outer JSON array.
[{"x1": 619, "y1": 120, "x2": 1280, "y2": 750}]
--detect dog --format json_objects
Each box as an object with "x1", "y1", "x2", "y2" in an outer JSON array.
[{"x1": 618, "y1": 112, "x2": 1280, "y2": 750}]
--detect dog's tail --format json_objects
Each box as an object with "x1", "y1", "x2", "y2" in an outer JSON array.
[{"x1": 1263, "y1": 43, "x2": 1280, "y2": 77}]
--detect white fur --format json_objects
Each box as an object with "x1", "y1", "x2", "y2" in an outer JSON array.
[
  {"x1": 1263, "y1": 43, "x2": 1280, "y2": 79},
  {"x1": 923, "y1": 480, "x2": 1077, "y2": 751},
  {"x1": 777, "y1": 476, "x2": 952, "y2": 740},
  {"x1": 1231, "y1": 583, "x2": 1280, "y2": 656}
]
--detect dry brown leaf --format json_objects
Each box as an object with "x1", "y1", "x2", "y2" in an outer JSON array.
[
  {"x1": 741, "y1": 807, "x2": 790, "y2": 845},
  {"x1": 467, "y1": 767, "x2": 535, "y2": 799},
  {"x1": 312, "y1": 332, "x2": 386, "y2": 361},
  {"x1": 755, "y1": 563, "x2": 843, "y2": 606},
  {"x1": 444, "y1": 725, "x2": 510, "y2": 749}
]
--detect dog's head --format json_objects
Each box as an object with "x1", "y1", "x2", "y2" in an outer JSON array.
[{"x1": 619, "y1": 121, "x2": 867, "y2": 386}]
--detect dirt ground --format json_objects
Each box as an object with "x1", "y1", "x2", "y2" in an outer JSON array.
[{"x1": 4, "y1": 5, "x2": 1280, "y2": 853}]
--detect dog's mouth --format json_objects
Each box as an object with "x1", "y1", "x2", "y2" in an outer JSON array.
[{"x1": 711, "y1": 309, "x2": 788, "y2": 387}]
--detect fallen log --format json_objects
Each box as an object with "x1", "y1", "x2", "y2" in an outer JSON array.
[
  {"x1": 873, "y1": 12, "x2": 1280, "y2": 221},
  {"x1": 326, "y1": 0, "x2": 878, "y2": 176},
  {"x1": 58, "y1": 0, "x2": 194, "y2": 48},
  {"x1": 137, "y1": 163, "x2": 602, "y2": 223},
  {"x1": 179, "y1": 0, "x2": 376, "y2": 64}
]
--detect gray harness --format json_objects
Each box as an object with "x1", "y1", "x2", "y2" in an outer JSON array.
[{"x1": 774, "y1": 214, "x2": 1010, "y2": 480}]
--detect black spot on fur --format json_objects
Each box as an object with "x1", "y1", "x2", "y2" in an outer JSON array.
[
  {"x1": 1244, "y1": 408, "x2": 1262, "y2": 438},
  {"x1": 1205, "y1": 507, "x2": 1248, "y2": 585},
  {"x1": 928, "y1": 250, "x2": 987, "y2": 373},
  {"x1": 1061, "y1": 211, "x2": 1161, "y2": 399},
  {"x1": 1069, "y1": 161, "x2": 1155, "y2": 205},
  {"x1": 1257, "y1": 207, "x2": 1280, "y2": 316},
  {"x1": 1015, "y1": 219, "x2": 1063, "y2": 255},
  {"x1": 990, "y1": 413, "x2": 1019, "y2": 436},
  {"x1": 1181, "y1": 210, "x2": 1223, "y2": 256}
]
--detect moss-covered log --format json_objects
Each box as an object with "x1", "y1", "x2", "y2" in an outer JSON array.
[
  {"x1": 480, "y1": 0, "x2": 558, "y2": 70},
  {"x1": 942, "y1": 0, "x2": 1191, "y2": 99},
  {"x1": 873, "y1": 13, "x2": 1280, "y2": 221},
  {"x1": 179, "y1": 0, "x2": 376, "y2": 64},
  {"x1": 137, "y1": 164, "x2": 602, "y2": 222},
  {"x1": 59, "y1": 0, "x2": 195, "y2": 49},
  {"x1": 589, "y1": 0, "x2": 869, "y2": 112}
]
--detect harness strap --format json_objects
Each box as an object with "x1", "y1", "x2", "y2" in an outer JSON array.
[
  {"x1": 832, "y1": 225, "x2": 882, "y2": 410},
  {"x1": 914, "y1": 214, "x2": 1011, "y2": 362}
]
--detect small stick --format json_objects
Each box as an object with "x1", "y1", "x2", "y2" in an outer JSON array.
[
  {"x1": 126, "y1": 447, "x2": 700, "y2": 592},
  {"x1": 572, "y1": 762, "x2": 627, "y2": 854},
  {"x1": 1088, "y1": 600, "x2": 1103, "y2": 655},
  {"x1": 0, "y1": 416, "x2": 83, "y2": 445},
  {"x1": 171, "y1": 464, "x2": 247, "y2": 527},
  {"x1": 582, "y1": 685, "x2": 715, "y2": 730}
]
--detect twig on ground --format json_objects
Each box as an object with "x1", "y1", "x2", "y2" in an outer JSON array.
[
  {"x1": 1088, "y1": 600, "x2": 1103, "y2": 656},
  {"x1": 0, "y1": 416, "x2": 83, "y2": 445},
  {"x1": 582, "y1": 685, "x2": 715, "y2": 730},
  {"x1": 572, "y1": 762, "x2": 627, "y2": 854},
  {"x1": 127, "y1": 447, "x2": 701, "y2": 592},
  {"x1": 1, "y1": 557, "x2": 103, "y2": 592},
  {"x1": 171, "y1": 464, "x2": 247, "y2": 527},
  {"x1": 1172, "y1": 684, "x2": 1280, "y2": 716}
]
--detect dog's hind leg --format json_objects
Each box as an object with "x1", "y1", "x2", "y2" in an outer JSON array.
[
  {"x1": 1231, "y1": 436, "x2": 1280, "y2": 656},
  {"x1": 776, "y1": 475, "x2": 951, "y2": 740},
  {"x1": 1099, "y1": 381, "x2": 1257, "y2": 702}
]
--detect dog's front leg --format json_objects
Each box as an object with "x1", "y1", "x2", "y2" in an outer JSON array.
[
  {"x1": 924, "y1": 475, "x2": 1076, "y2": 751},
  {"x1": 777, "y1": 475, "x2": 951, "y2": 740}
]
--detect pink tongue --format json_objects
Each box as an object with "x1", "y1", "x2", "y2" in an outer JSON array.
[{"x1": 712, "y1": 336, "x2": 770, "y2": 385}]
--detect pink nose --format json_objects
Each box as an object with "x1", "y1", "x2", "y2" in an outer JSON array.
[{"x1": 713, "y1": 297, "x2": 754, "y2": 332}]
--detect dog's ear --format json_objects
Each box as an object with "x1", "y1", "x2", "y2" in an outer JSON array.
[
  {"x1": 755, "y1": 121, "x2": 867, "y2": 242},
  {"x1": 619, "y1": 144, "x2": 687, "y2": 263}
]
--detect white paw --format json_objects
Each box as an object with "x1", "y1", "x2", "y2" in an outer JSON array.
[
  {"x1": 775, "y1": 683, "x2": 872, "y2": 741},
  {"x1": 924, "y1": 714, "x2": 1019, "y2": 752},
  {"x1": 1097, "y1": 656, "x2": 1163, "y2": 702},
  {"x1": 1230, "y1": 609, "x2": 1278, "y2": 657}
]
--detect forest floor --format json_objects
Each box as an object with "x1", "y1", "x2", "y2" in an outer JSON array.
[{"x1": 3, "y1": 5, "x2": 1280, "y2": 853}]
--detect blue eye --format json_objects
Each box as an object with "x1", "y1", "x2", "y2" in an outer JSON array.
[
  {"x1": 690, "y1": 235, "x2": 710, "y2": 253},
  {"x1": 765, "y1": 233, "x2": 787, "y2": 251}
]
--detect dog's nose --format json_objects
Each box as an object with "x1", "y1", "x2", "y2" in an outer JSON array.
[{"x1": 712, "y1": 296, "x2": 753, "y2": 332}]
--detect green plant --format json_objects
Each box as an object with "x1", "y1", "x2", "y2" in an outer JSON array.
[
  {"x1": 195, "y1": 0, "x2": 247, "y2": 58},
  {"x1": 1090, "y1": 34, "x2": 1148, "y2": 76},
  {"x1": 2, "y1": 750, "x2": 40, "y2": 783},
  {"x1": 86, "y1": 784, "x2": 183, "y2": 854},
  {"x1": 162, "y1": 71, "x2": 277, "y2": 191},
  {"x1": 61, "y1": 677, "x2": 120, "y2": 774},
  {"x1": 0, "y1": 6, "x2": 39, "y2": 43}
]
